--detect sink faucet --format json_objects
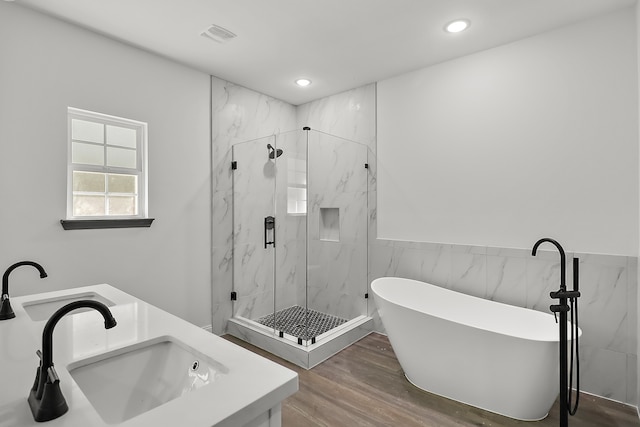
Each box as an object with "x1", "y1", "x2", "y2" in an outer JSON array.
[
  {"x1": 1, "y1": 261, "x2": 48, "y2": 320},
  {"x1": 28, "y1": 300, "x2": 117, "y2": 422}
]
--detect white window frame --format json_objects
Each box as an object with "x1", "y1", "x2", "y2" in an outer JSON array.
[{"x1": 66, "y1": 107, "x2": 148, "y2": 220}]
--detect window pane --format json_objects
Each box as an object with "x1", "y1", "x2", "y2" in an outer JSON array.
[
  {"x1": 108, "y1": 196, "x2": 136, "y2": 215},
  {"x1": 73, "y1": 195, "x2": 105, "y2": 216},
  {"x1": 73, "y1": 171, "x2": 105, "y2": 192},
  {"x1": 107, "y1": 125, "x2": 137, "y2": 149},
  {"x1": 287, "y1": 187, "x2": 307, "y2": 214},
  {"x1": 108, "y1": 174, "x2": 137, "y2": 194},
  {"x1": 72, "y1": 119, "x2": 104, "y2": 143},
  {"x1": 72, "y1": 142, "x2": 104, "y2": 166},
  {"x1": 107, "y1": 147, "x2": 137, "y2": 169}
]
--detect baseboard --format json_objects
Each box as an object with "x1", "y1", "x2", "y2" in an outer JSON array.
[{"x1": 576, "y1": 389, "x2": 638, "y2": 413}]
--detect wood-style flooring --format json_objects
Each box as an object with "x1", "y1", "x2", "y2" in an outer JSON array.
[{"x1": 223, "y1": 333, "x2": 640, "y2": 427}]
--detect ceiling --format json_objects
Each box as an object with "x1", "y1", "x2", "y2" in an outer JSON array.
[{"x1": 13, "y1": 0, "x2": 637, "y2": 105}]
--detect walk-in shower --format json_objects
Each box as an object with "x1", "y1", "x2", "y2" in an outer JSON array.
[{"x1": 227, "y1": 128, "x2": 373, "y2": 368}]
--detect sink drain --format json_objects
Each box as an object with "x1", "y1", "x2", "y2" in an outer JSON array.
[{"x1": 191, "y1": 361, "x2": 199, "y2": 371}]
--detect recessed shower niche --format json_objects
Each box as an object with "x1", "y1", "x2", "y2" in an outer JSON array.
[
  {"x1": 228, "y1": 128, "x2": 373, "y2": 368},
  {"x1": 319, "y1": 208, "x2": 339, "y2": 242}
]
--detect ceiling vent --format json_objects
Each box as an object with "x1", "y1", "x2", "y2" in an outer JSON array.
[{"x1": 201, "y1": 24, "x2": 237, "y2": 43}]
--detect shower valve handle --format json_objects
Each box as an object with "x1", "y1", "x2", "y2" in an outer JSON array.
[{"x1": 264, "y1": 216, "x2": 275, "y2": 248}]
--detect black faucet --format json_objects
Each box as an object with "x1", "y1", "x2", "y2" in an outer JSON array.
[
  {"x1": 28, "y1": 300, "x2": 117, "y2": 422},
  {"x1": 531, "y1": 238, "x2": 566, "y2": 290},
  {"x1": 1, "y1": 261, "x2": 48, "y2": 320},
  {"x1": 531, "y1": 238, "x2": 581, "y2": 427}
]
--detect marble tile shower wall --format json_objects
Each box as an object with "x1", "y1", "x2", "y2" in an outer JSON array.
[
  {"x1": 306, "y1": 133, "x2": 369, "y2": 321},
  {"x1": 211, "y1": 77, "x2": 297, "y2": 333},
  {"x1": 367, "y1": 239, "x2": 638, "y2": 405},
  {"x1": 231, "y1": 136, "x2": 295, "y2": 321},
  {"x1": 298, "y1": 85, "x2": 377, "y2": 323},
  {"x1": 211, "y1": 77, "x2": 377, "y2": 334},
  {"x1": 296, "y1": 84, "x2": 377, "y2": 150}
]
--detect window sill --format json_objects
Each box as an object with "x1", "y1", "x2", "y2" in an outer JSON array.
[{"x1": 60, "y1": 218, "x2": 155, "y2": 230}]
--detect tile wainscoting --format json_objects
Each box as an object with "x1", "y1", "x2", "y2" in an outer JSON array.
[{"x1": 367, "y1": 238, "x2": 638, "y2": 406}]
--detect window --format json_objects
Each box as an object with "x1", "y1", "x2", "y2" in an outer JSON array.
[
  {"x1": 287, "y1": 157, "x2": 307, "y2": 215},
  {"x1": 66, "y1": 108, "x2": 148, "y2": 223}
]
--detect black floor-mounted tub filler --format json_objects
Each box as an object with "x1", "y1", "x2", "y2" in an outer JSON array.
[{"x1": 532, "y1": 238, "x2": 581, "y2": 427}]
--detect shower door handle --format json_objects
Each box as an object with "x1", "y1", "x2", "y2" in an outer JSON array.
[{"x1": 264, "y1": 216, "x2": 275, "y2": 248}]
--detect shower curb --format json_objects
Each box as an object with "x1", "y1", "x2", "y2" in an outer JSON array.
[{"x1": 227, "y1": 315, "x2": 373, "y2": 369}]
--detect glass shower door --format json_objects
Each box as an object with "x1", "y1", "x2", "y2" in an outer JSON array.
[
  {"x1": 272, "y1": 130, "x2": 309, "y2": 344},
  {"x1": 306, "y1": 130, "x2": 369, "y2": 344},
  {"x1": 231, "y1": 136, "x2": 277, "y2": 333}
]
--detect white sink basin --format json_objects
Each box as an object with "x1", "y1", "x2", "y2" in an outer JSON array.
[
  {"x1": 68, "y1": 336, "x2": 228, "y2": 424},
  {"x1": 21, "y1": 292, "x2": 115, "y2": 321}
]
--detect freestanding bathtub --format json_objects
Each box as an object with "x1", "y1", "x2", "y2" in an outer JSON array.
[{"x1": 371, "y1": 277, "x2": 579, "y2": 421}]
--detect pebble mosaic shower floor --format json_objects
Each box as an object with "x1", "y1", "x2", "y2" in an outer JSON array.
[{"x1": 256, "y1": 305, "x2": 348, "y2": 340}]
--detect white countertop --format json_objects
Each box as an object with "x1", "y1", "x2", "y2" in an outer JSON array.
[{"x1": 0, "y1": 284, "x2": 298, "y2": 426}]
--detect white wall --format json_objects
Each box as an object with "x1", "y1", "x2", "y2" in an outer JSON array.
[
  {"x1": 378, "y1": 8, "x2": 639, "y2": 256},
  {"x1": 636, "y1": 1, "x2": 640, "y2": 412},
  {"x1": 0, "y1": 3, "x2": 212, "y2": 326}
]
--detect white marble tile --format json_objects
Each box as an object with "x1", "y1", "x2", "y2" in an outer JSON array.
[
  {"x1": 417, "y1": 245, "x2": 451, "y2": 288},
  {"x1": 368, "y1": 244, "x2": 422, "y2": 283},
  {"x1": 211, "y1": 302, "x2": 232, "y2": 336},
  {"x1": 235, "y1": 290, "x2": 274, "y2": 321},
  {"x1": 307, "y1": 286, "x2": 364, "y2": 321},
  {"x1": 485, "y1": 246, "x2": 530, "y2": 258},
  {"x1": 212, "y1": 189, "x2": 233, "y2": 248},
  {"x1": 212, "y1": 245, "x2": 233, "y2": 299},
  {"x1": 580, "y1": 345, "x2": 628, "y2": 403},
  {"x1": 367, "y1": 190, "x2": 377, "y2": 240},
  {"x1": 296, "y1": 84, "x2": 376, "y2": 149},
  {"x1": 211, "y1": 76, "x2": 297, "y2": 328},
  {"x1": 576, "y1": 257, "x2": 628, "y2": 353},
  {"x1": 231, "y1": 137, "x2": 278, "y2": 244},
  {"x1": 627, "y1": 257, "x2": 638, "y2": 355},
  {"x1": 450, "y1": 244, "x2": 487, "y2": 255},
  {"x1": 274, "y1": 239, "x2": 300, "y2": 279},
  {"x1": 212, "y1": 148, "x2": 233, "y2": 195},
  {"x1": 307, "y1": 241, "x2": 368, "y2": 319},
  {"x1": 486, "y1": 255, "x2": 527, "y2": 307},
  {"x1": 308, "y1": 133, "x2": 368, "y2": 197},
  {"x1": 211, "y1": 77, "x2": 297, "y2": 149},
  {"x1": 233, "y1": 243, "x2": 275, "y2": 299},
  {"x1": 308, "y1": 191, "x2": 367, "y2": 244},
  {"x1": 487, "y1": 256, "x2": 527, "y2": 307},
  {"x1": 450, "y1": 250, "x2": 487, "y2": 298},
  {"x1": 309, "y1": 241, "x2": 367, "y2": 284},
  {"x1": 628, "y1": 353, "x2": 638, "y2": 405}
]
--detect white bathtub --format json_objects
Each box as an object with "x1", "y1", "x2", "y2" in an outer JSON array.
[{"x1": 371, "y1": 277, "x2": 579, "y2": 421}]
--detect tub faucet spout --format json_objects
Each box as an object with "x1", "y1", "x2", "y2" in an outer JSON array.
[
  {"x1": 1, "y1": 261, "x2": 48, "y2": 320},
  {"x1": 531, "y1": 238, "x2": 565, "y2": 290},
  {"x1": 28, "y1": 300, "x2": 117, "y2": 422}
]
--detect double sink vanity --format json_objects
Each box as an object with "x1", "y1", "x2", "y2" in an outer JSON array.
[{"x1": 0, "y1": 283, "x2": 298, "y2": 426}]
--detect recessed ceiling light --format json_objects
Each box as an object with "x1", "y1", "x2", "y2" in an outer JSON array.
[
  {"x1": 445, "y1": 19, "x2": 470, "y2": 33},
  {"x1": 295, "y1": 78, "x2": 312, "y2": 87}
]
